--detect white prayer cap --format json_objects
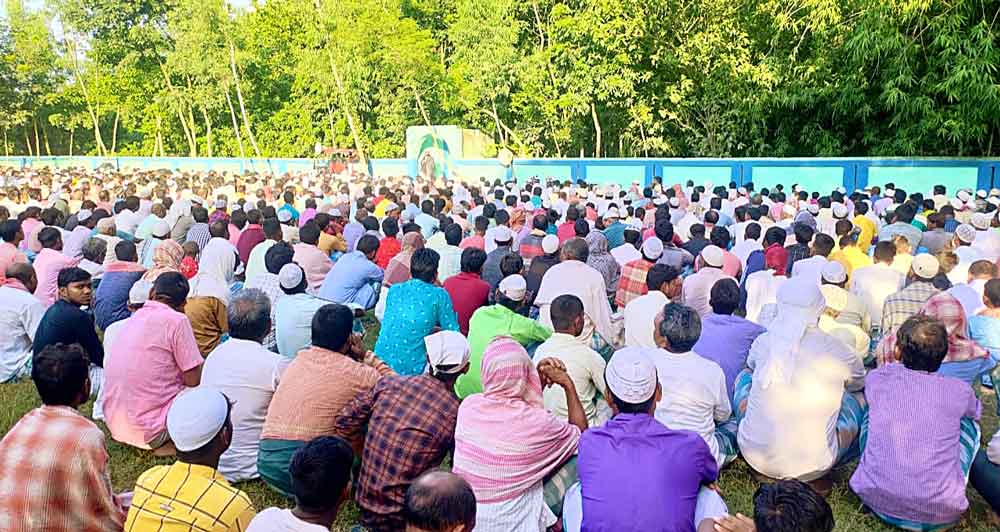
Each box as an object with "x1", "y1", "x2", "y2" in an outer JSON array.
[
  {"x1": 129, "y1": 280, "x2": 152, "y2": 305},
  {"x1": 493, "y1": 226, "x2": 514, "y2": 244},
  {"x1": 425, "y1": 330, "x2": 470, "y2": 375},
  {"x1": 604, "y1": 207, "x2": 620, "y2": 220},
  {"x1": 641, "y1": 236, "x2": 663, "y2": 260},
  {"x1": 737, "y1": 187, "x2": 748, "y2": 195},
  {"x1": 166, "y1": 388, "x2": 229, "y2": 452},
  {"x1": 542, "y1": 235, "x2": 560, "y2": 254},
  {"x1": 627, "y1": 220, "x2": 643, "y2": 232},
  {"x1": 992, "y1": 188, "x2": 1000, "y2": 197},
  {"x1": 231, "y1": 203, "x2": 243, "y2": 212},
  {"x1": 971, "y1": 212, "x2": 991, "y2": 230},
  {"x1": 701, "y1": 245, "x2": 724, "y2": 268},
  {"x1": 498, "y1": 274, "x2": 527, "y2": 302},
  {"x1": 950, "y1": 198, "x2": 964, "y2": 210},
  {"x1": 832, "y1": 203, "x2": 849, "y2": 219},
  {"x1": 977, "y1": 190, "x2": 988, "y2": 199},
  {"x1": 277, "y1": 209, "x2": 293, "y2": 223},
  {"x1": 278, "y1": 263, "x2": 304, "y2": 290},
  {"x1": 989, "y1": 197, "x2": 1000, "y2": 208},
  {"x1": 821, "y1": 261, "x2": 847, "y2": 284},
  {"x1": 668, "y1": 197, "x2": 680, "y2": 208},
  {"x1": 957, "y1": 190, "x2": 971, "y2": 202},
  {"x1": 806, "y1": 203, "x2": 820, "y2": 215},
  {"x1": 77, "y1": 209, "x2": 93, "y2": 223},
  {"x1": 653, "y1": 196, "x2": 668, "y2": 206},
  {"x1": 836, "y1": 187, "x2": 847, "y2": 194},
  {"x1": 190, "y1": 195, "x2": 205, "y2": 205},
  {"x1": 385, "y1": 202, "x2": 400, "y2": 212},
  {"x1": 956, "y1": 224, "x2": 977, "y2": 244},
  {"x1": 605, "y1": 347, "x2": 658, "y2": 404},
  {"x1": 911, "y1": 253, "x2": 940, "y2": 279},
  {"x1": 153, "y1": 220, "x2": 171, "y2": 238},
  {"x1": 329, "y1": 208, "x2": 342, "y2": 217}
]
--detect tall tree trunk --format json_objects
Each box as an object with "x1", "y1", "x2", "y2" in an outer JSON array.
[
  {"x1": 326, "y1": 101, "x2": 337, "y2": 146},
  {"x1": 24, "y1": 127, "x2": 32, "y2": 157},
  {"x1": 225, "y1": 89, "x2": 246, "y2": 160},
  {"x1": 33, "y1": 118, "x2": 41, "y2": 158},
  {"x1": 3, "y1": 128, "x2": 9, "y2": 156},
  {"x1": 312, "y1": 0, "x2": 366, "y2": 167},
  {"x1": 42, "y1": 124, "x2": 52, "y2": 155},
  {"x1": 67, "y1": 39, "x2": 107, "y2": 157},
  {"x1": 68, "y1": 128, "x2": 73, "y2": 156},
  {"x1": 229, "y1": 41, "x2": 262, "y2": 159},
  {"x1": 159, "y1": 63, "x2": 198, "y2": 156},
  {"x1": 201, "y1": 106, "x2": 213, "y2": 158},
  {"x1": 110, "y1": 109, "x2": 119, "y2": 155},
  {"x1": 590, "y1": 101, "x2": 601, "y2": 158}
]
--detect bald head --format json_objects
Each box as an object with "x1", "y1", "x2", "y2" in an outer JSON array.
[
  {"x1": 5, "y1": 263, "x2": 37, "y2": 293},
  {"x1": 404, "y1": 471, "x2": 476, "y2": 532}
]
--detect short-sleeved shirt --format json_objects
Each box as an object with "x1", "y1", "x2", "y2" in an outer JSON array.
[
  {"x1": 692, "y1": 313, "x2": 766, "y2": 400},
  {"x1": 126, "y1": 462, "x2": 256, "y2": 532},
  {"x1": 578, "y1": 413, "x2": 717, "y2": 532},
  {"x1": 443, "y1": 272, "x2": 491, "y2": 335},
  {"x1": 455, "y1": 304, "x2": 552, "y2": 398},
  {"x1": 102, "y1": 300, "x2": 204, "y2": 447},
  {"x1": 274, "y1": 293, "x2": 329, "y2": 359},
  {"x1": 32, "y1": 248, "x2": 80, "y2": 307},
  {"x1": 374, "y1": 279, "x2": 460, "y2": 376},
  {"x1": 850, "y1": 364, "x2": 981, "y2": 525}
]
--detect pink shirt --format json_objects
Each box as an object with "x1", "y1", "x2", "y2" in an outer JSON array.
[
  {"x1": 102, "y1": 300, "x2": 203, "y2": 447},
  {"x1": 292, "y1": 243, "x2": 332, "y2": 292},
  {"x1": 32, "y1": 248, "x2": 80, "y2": 307},
  {"x1": 459, "y1": 235, "x2": 485, "y2": 250},
  {"x1": 681, "y1": 267, "x2": 734, "y2": 317},
  {"x1": 721, "y1": 250, "x2": 741, "y2": 278},
  {"x1": 0, "y1": 242, "x2": 27, "y2": 282}
]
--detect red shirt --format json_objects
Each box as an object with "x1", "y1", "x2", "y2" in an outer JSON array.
[
  {"x1": 557, "y1": 222, "x2": 576, "y2": 243},
  {"x1": 236, "y1": 224, "x2": 265, "y2": 265},
  {"x1": 375, "y1": 236, "x2": 401, "y2": 270},
  {"x1": 443, "y1": 272, "x2": 490, "y2": 336}
]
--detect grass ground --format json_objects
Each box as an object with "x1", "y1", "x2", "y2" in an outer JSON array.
[{"x1": 3, "y1": 317, "x2": 997, "y2": 531}]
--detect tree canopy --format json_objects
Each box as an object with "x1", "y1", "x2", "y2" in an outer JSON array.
[{"x1": 2, "y1": 0, "x2": 999, "y2": 159}]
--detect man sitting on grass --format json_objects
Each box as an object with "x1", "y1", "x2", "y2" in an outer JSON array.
[
  {"x1": 247, "y1": 436, "x2": 354, "y2": 531},
  {"x1": 712, "y1": 480, "x2": 834, "y2": 532},
  {"x1": 404, "y1": 471, "x2": 478, "y2": 532},
  {"x1": 125, "y1": 387, "x2": 257, "y2": 530},
  {"x1": 850, "y1": 315, "x2": 981, "y2": 530},
  {"x1": 0, "y1": 343, "x2": 125, "y2": 531}
]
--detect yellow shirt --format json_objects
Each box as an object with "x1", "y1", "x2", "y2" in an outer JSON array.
[
  {"x1": 126, "y1": 462, "x2": 256, "y2": 532},
  {"x1": 853, "y1": 215, "x2": 876, "y2": 252},
  {"x1": 830, "y1": 245, "x2": 873, "y2": 282}
]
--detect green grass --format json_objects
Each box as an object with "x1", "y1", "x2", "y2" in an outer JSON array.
[{"x1": 3, "y1": 315, "x2": 997, "y2": 531}]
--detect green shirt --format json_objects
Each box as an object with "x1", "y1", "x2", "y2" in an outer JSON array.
[{"x1": 454, "y1": 304, "x2": 553, "y2": 398}]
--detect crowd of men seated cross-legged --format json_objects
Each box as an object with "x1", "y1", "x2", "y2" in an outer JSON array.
[{"x1": 2, "y1": 165, "x2": 1000, "y2": 531}]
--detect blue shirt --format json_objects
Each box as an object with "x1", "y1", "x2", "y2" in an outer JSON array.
[
  {"x1": 602, "y1": 222, "x2": 627, "y2": 249},
  {"x1": 274, "y1": 293, "x2": 329, "y2": 358},
  {"x1": 374, "y1": 279, "x2": 460, "y2": 375},
  {"x1": 93, "y1": 269, "x2": 144, "y2": 331},
  {"x1": 279, "y1": 204, "x2": 299, "y2": 223},
  {"x1": 318, "y1": 251, "x2": 384, "y2": 304},
  {"x1": 415, "y1": 213, "x2": 440, "y2": 240},
  {"x1": 579, "y1": 414, "x2": 717, "y2": 532},
  {"x1": 692, "y1": 313, "x2": 766, "y2": 402}
]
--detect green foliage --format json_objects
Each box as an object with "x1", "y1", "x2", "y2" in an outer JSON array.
[{"x1": 2, "y1": 0, "x2": 1000, "y2": 158}]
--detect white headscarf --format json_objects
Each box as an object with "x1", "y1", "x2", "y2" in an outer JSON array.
[
  {"x1": 189, "y1": 237, "x2": 236, "y2": 304},
  {"x1": 758, "y1": 277, "x2": 827, "y2": 389}
]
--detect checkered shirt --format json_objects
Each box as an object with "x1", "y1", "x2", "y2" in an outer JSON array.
[{"x1": 615, "y1": 258, "x2": 654, "y2": 309}]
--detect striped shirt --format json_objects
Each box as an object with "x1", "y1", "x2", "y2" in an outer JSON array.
[
  {"x1": 880, "y1": 281, "x2": 940, "y2": 334},
  {"x1": 125, "y1": 462, "x2": 255, "y2": 532}
]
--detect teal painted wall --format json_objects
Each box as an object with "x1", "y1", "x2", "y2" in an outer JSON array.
[
  {"x1": 868, "y1": 166, "x2": 979, "y2": 196},
  {"x1": 751, "y1": 166, "x2": 845, "y2": 193},
  {"x1": 659, "y1": 166, "x2": 732, "y2": 185}
]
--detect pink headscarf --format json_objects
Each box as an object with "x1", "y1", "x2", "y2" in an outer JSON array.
[
  {"x1": 453, "y1": 337, "x2": 581, "y2": 503},
  {"x1": 764, "y1": 243, "x2": 788, "y2": 276},
  {"x1": 876, "y1": 292, "x2": 988, "y2": 366}
]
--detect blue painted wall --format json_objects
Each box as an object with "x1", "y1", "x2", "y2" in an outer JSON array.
[{"x1": 1, "y1": 156, "x2": 995, "y2": 193}]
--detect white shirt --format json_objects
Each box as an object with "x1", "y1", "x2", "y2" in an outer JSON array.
[
  {"x1": 744, "y1": 271, "x2": 787, "y2": 325},
  {"x1": 115, "y1": 209, "x2": 139, "y2": 235},
  {"x1": 0, "y1": 286, "x2": 44, "y2": 382},
  {"x1": 791, "y1": 256, "x2": 828, "y2": 286},
  {"x1": 738, "y1": 327, "x2": 865, "y2": 481},
  {"x1": 200, "y1": 337, "x2": 289, "y2": 482},
  {"x1": 93, "y1": 317, "x2": 129, "y2": 421},
  {"x1": 246, "y1": 508, "x2": 329, "y2": 532},
  {"x1": 649, "y1": 349, "x2": 731, "y2": 467},
  {"x1": 973, "y1": 229, "x2": 1000, "y2": 261},
  {"x1": 245, "y1": 239, "x2": 277, "y2": 284},
  {"x1": 610, "y1": 243, "x2": 641, "y2": 268},
  {"x1": 949, "y1": 245, "x2": 985, "y2": 285},
  {"x1": 624, "y1": 290, "x2": 669, "y2": 348},
  {"x1": 849, "y1": 263, "x2": 904, "y2": 326},
  {"x1": 731, "y1": 240, "x2": 762, "y2": 269},
  {"x1": 532, "y1": 333, "x2": 607, "y2": 427},
  {"x1": 948, "y1": 279, "x2": 988, "y2": 318}
]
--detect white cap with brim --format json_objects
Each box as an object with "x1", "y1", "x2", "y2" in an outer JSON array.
[
  {"x1": 498, "y1": 274, "x2": 527, "y2": 302},
  {"x1": 425, "y1": 330, "x2": 470, "y2": 375},
  {"x1": 606, "y1": 347, "x2": 658, "y2": 404},
  {"x1": 166, "y1": 388, "x2": 229, "y2": 452},
  {"x1": 642, "y1": 237, "x2": 663, "y2": 260},
  {"x1": 912, "y1": 253, "x2": 940, "y2": 279}
]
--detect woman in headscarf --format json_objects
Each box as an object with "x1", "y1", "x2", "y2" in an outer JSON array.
[
  {"x1": 383, "y1": 231, "x2": 425, "y2": 287},
  {"x1": 142, "y1": 239, "x2": 183, "y2": 283},
  {"x1": 585, "y1": 231, "x2": 620, "y2": 297},
  {"x1": 184, "y1": 237, "x2": 237, "y2": 355},
  {"x1": 454, "y1": 337, "x2": 585, "y2": 531},
  {"x1": 735, "y1": 277, "x2": 866, "y2": 491},
  {"x1": 876, "y1": 291, "x2": 991, "y2": 384},
  {"x1": 743, "y1": 227, "x2": 789, "y2": 324}
]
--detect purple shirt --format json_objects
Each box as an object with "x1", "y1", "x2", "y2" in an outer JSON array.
[
  {"x1": 578, "y1": 413, "x2": 717, "y2": 532},
  {"x1": 849, "y1": 364, "x2": 981, "y2": 525},
  {"x1": 343, "y1": 222, "x2": 365, "y2": 253},
  {"x1": 693, "y1": 313, "x2": 766, "y2": 401}
]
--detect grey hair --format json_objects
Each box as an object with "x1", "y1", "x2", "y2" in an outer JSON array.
[
  {"x1": 227, "y1": 288, "x2": 271, "y2": 341},
  {"x1": 562, "y1": 237, "x2": 589, "y2": 262},
  {"x1": 658, "y1": 303, "x2": 702, "y2": 353},
  {"x1": 82, "y1": 237, "x2": 107, "y2": 263}
]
